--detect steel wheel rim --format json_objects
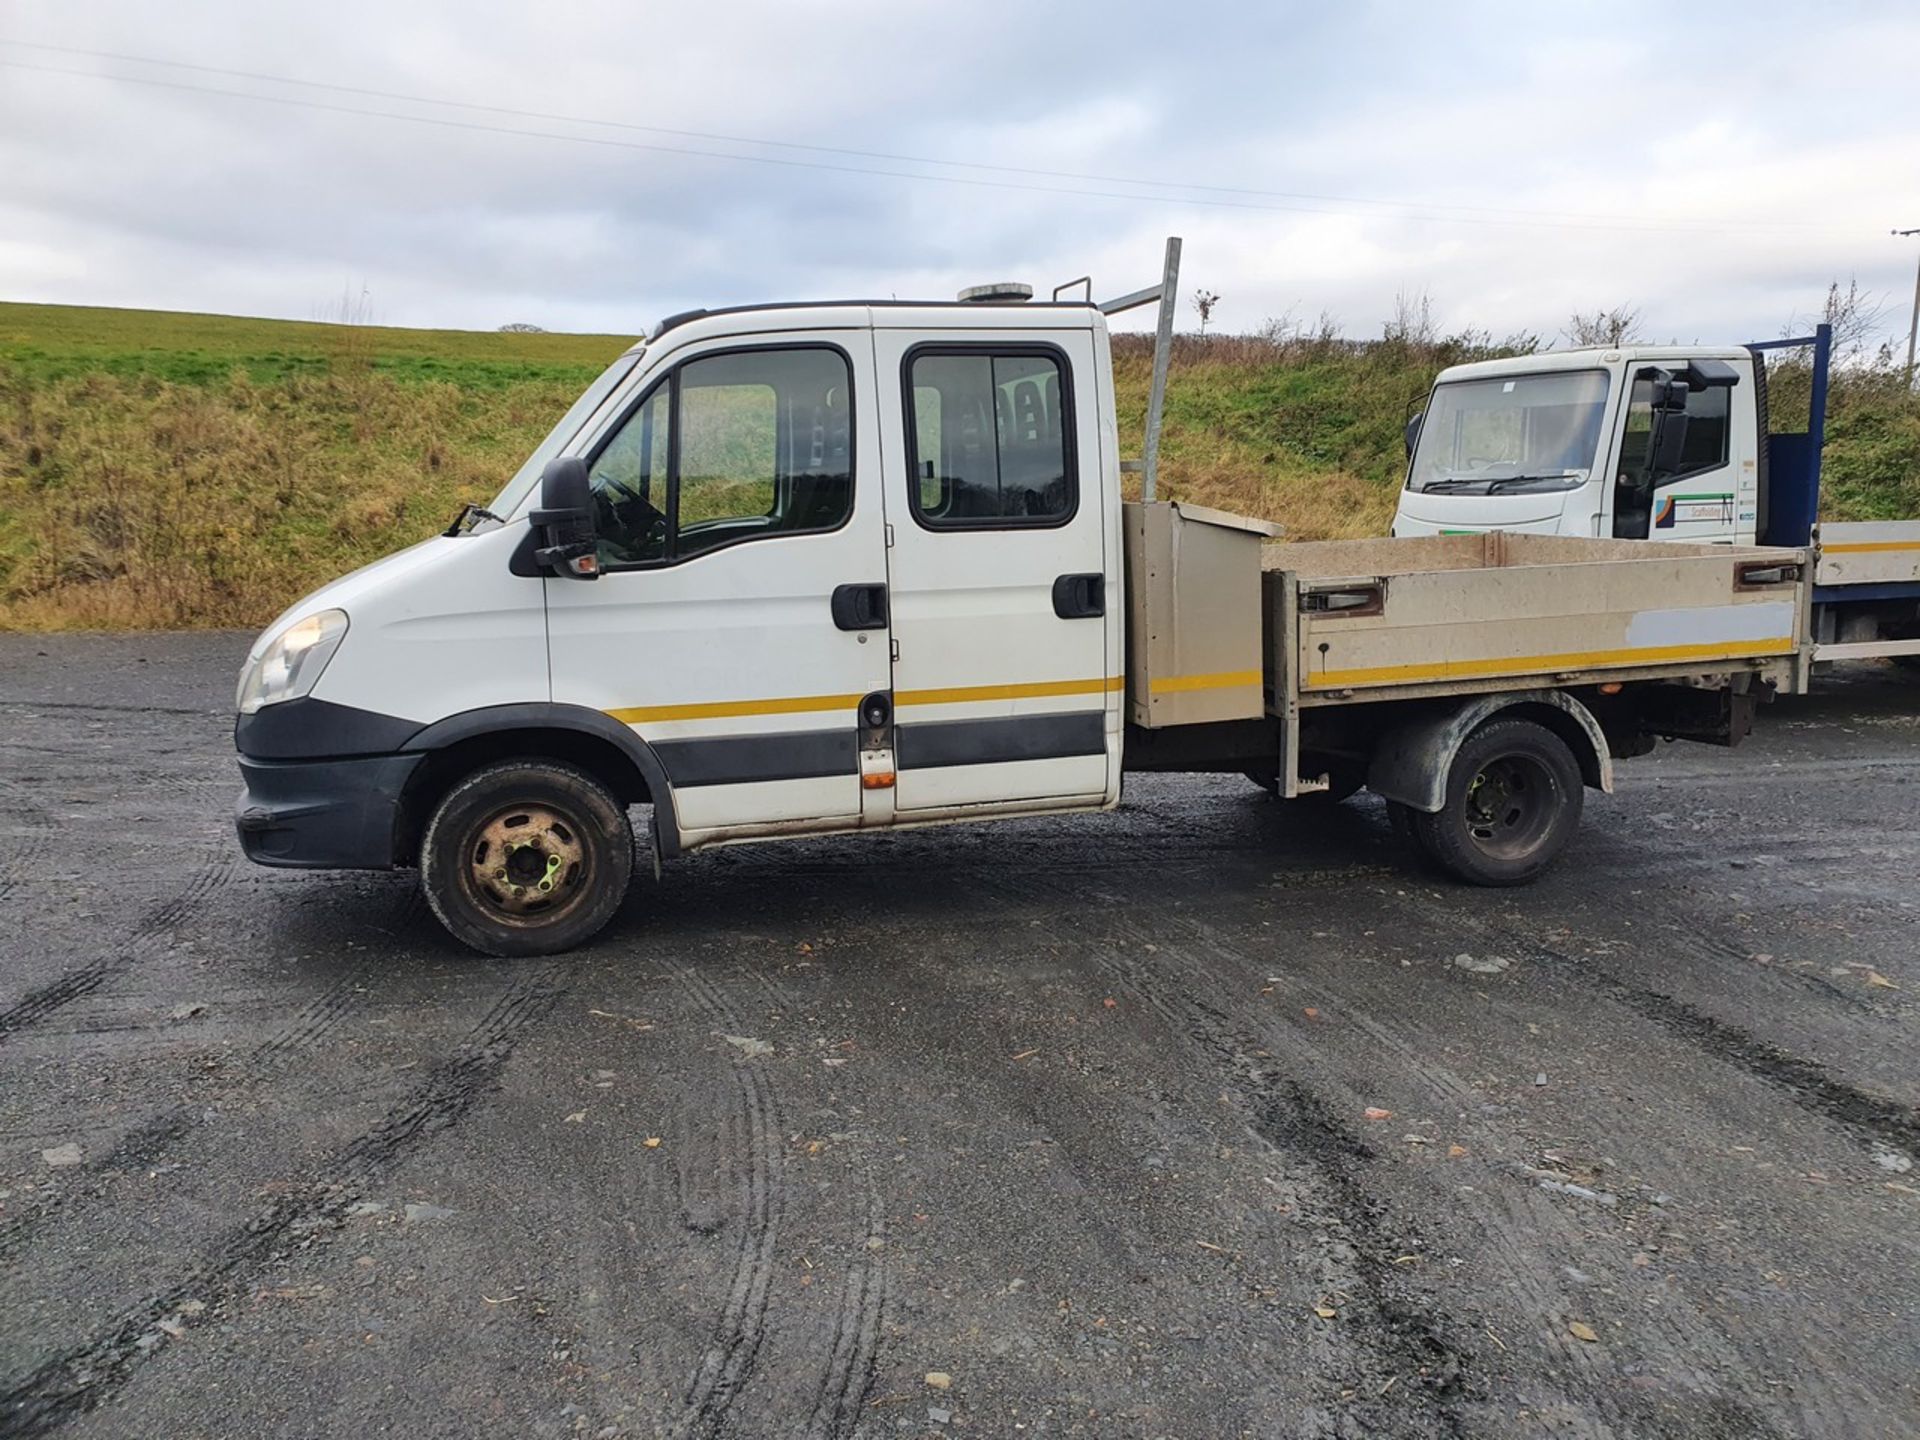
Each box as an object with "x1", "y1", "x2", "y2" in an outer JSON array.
[
  {"x1": 1462, "y1": 754, "x2": 1557, "y2": 861},
  {"x1": 461, "y1": 802, "x2": 590, "y2": 923}
]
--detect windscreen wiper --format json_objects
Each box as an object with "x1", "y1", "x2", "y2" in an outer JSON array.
[
  {"x1": 444, "y1": 502, "x2": 505, "y2": 536},
  {"x1": 1482, "y1": 472, "x2": 1578, "y2": 493}
]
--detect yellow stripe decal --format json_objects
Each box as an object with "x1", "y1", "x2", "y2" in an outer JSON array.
[
  {"x1": 1824, "y1": 540, "x2": 1920, "y2": 554},
  {"x1": 607, "y1": 692, "x2": 865, "y2": 724},
  {"x1": 1304, "y1": 637, "x2": 1793, "y2": 690},
  {"x1": 895, "y1": 676, "x2": 1123, "y2": 707},
  {"x1": 607, "y1": 676, "x2": 1125, "y2": 724},
  {"x1": 1148, "y1": 669, "x2": 1262, "y2": 695}
]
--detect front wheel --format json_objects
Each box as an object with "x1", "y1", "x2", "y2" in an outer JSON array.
[
  {"x1": 1406, "y1": 719, "x2": 1583, "y2": 886},
  {"x1": 420, "y1": 759, "x2": 634, "y2": 956}
]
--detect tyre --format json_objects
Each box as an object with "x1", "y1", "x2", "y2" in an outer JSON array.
[
  {"x1": 420, "y1": 759, "x2": 634, "y2": 957},
  {"x1": 1406, "y1": 719, "x2": 1583, "y2": 886}
]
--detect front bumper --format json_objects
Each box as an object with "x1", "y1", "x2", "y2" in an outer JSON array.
[{"x1": 235, "y1": 752, "x2": 423, "y2": 870}]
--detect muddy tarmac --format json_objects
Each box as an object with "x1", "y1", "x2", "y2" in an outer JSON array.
[{"x1": 2, "y1": 633, "x2": 1916, "y2": 1438}]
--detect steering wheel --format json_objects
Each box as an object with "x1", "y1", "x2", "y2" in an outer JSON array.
[{"x1": 591, "y1": 475, "x2": 666, "y2": 559}]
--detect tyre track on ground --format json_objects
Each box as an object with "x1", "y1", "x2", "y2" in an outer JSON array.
[
  {"x1": 663, "y1": 958, "x2": 888, "y2": 1440},
  {"x1": 740, "y1": 961, "x2": 891, "y2": 1440},
  {"x1": 250, "y1": 962, "x2": 379, "y2": 1066},
  {"x1": 0, "y1": 960, "x2": 383, "y2": 1264},
  {"x1": 0, "y1": 960, "x2": 570, "y2": 1438},
  {"x1": 0, "y1": 781, "x2": 239, "y2": 1048},
  {"x1": 995, "y1": 873, "x2": 1471, "y2": 1439},
  {"x1": 0, "y1": 779, "x2": 54, "y2": 907},
  {"x1": 671, "y1": 963, "x2": 788, "y2": 1440},
  {"x1": 1410, "y1": 883, "x2": 1920, "y2": 1158},
  {"x1": 1334, "y1": 890, "x2": 1880, "y2": 1437},
  {"x1": 1035, "y1": 880, "x2": 1800, "y2": 1439},
  {"x1": 802, "y1": 1164, "x2": 888, "y2": 1440},
  {"x1": 1264, "y1": 943, "x2": 1800, "y2": 1435},
  {"x1": 1535, "y1": 935, "x2": 1920, "y2": 1152}
]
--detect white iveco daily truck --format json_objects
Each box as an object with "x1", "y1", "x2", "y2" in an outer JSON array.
[{"x1": 235, "y1": 244, "x2": 1816, "y2": 956}]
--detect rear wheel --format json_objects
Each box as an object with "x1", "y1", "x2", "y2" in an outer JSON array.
[
  {"x1": 420, "y1": 759, "x2": 633, "y2": 957},
  {"x1": 1406, "y1": 719, "x2": 1583, "y2": 886}
]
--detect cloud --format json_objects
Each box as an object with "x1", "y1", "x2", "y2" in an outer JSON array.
[{"x1": 1, "y1": 0, "x2": 1915, "y2": 347}]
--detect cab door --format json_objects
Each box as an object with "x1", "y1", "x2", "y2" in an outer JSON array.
[
  {"x1": 544, "y1": 333, "x2": 893, "y2": 845},
  {"x1": 872, "y1": 324, "x2": 1121, "y2": 814},
  {"x1": 1609, "y1": 361, "x2": 1749, "y2": 544}
]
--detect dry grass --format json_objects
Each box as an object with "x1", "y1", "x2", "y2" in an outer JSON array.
[
  {"x1": 1110, "y1": 339, "x2": 1403, "y2": 540},
  {"x1": 0, "y1": 366, "x2": 584, "y2": 629}
]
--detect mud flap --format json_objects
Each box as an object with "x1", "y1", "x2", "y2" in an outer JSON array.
[{"x1": 1366, "y1": 690, "x2": 1612, "y2": 814}]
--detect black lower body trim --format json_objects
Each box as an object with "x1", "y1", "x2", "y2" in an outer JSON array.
[
  {"x1": 896, "y1": 711, "x2": 1105, "y2": 769},
  {"x1": 235, "y1": 753, "x2": 422, "y2": 869},
  {"x1": 235, "y1": 696, "x2": 422, "y2": 760},
  {"x1": 653, "y1": 728, "x2": 856, "y2": 788}
]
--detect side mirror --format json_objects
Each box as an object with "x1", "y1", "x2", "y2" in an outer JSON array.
[
  {"x1": 1404, "y1": 411, "x2": 1424, "y2": 458},
  {"x1": 531, "y1": 457, "x2": 599, "y2": 579},
  {"x1": 1684, "y1": 357, "x2": 1739, "y2": 391}
]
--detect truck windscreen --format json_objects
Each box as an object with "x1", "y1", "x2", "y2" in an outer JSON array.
[{"x1": 1409, "y1": 369, "x2": 1610, "y2": 495}]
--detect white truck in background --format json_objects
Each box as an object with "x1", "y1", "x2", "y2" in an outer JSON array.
[
  {"x1": 1393, "y1": 324, "x2": 1920, "y2": 665},
  {"x1": 234, "y1": 242, "x2": 1815, "y2": 957}
]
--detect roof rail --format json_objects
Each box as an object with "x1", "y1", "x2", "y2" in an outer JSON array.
[{"x1": 648, "y1": 308, "x2": 709, "y2": 341}]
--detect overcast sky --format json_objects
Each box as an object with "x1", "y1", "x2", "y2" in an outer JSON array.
[{"x1": 3, "y1": 1, "x2": 1917, "y2": 348}]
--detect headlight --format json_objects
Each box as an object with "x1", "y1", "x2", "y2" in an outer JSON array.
[{"x1": 237, "y1": 609, "x2": 349, "y2": 713}]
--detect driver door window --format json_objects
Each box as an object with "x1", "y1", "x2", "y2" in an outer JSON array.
[
  {"x1": 1612, "y1": 371, "x2": 1733, "y2": 538},
  {"x1": 587, "y1": 347, "x2": 853, "y2": 568},
  {"x1": 590, "y1": 385, "x2": 670, "y2": 564}
]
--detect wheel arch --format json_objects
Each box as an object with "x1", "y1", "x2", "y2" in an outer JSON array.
[
  {"x1": 395, "y1": 703, "x2": 679, "y2": 862},
  {"x1": 1366, "y1": 690, "x2": 1612, "y2": 814}
]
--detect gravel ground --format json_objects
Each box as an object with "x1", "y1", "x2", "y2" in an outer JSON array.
[{"x1": 1, "y1": 632, "x2": 1916, "y2": 1439}]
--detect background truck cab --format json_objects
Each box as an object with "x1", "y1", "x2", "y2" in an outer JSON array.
[
  {"x1": 1394, "y1": 325, "x2": 1920, "y2": 666},
  {"x1": 1395, "y1": 345, "x2": 1760, "y2": 544}
]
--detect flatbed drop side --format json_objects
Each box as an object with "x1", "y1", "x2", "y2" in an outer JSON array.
[
  {"x1": 1121, "y1": 511, "x2": 1804, "y2": 877},
  {"x1": 1811, "y1": 519, "x2": 1920, "y2": 661},
  {"x1": 232, "y1": 242, "x2": 1813, "y2": 954}
]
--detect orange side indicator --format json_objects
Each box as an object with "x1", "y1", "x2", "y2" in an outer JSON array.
[
  {"x1": 1597, "y1": 682, "x2": 1624, "y2": 695},
  {"x1": 862, "y1": 772, "x2": 896, "y2": 790}
]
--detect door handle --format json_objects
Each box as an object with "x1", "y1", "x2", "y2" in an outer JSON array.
[
  {"x1": 831, "y1": 582, "x2": 889, "y2": 631},
  {"x1": 1052, "y1": 572, "x2": 1104, "y2": 619}
]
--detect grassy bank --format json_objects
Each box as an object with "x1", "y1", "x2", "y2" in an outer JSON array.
[{"x1": 2, "y1": 301, "x2": 1915, "y2": 630}]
